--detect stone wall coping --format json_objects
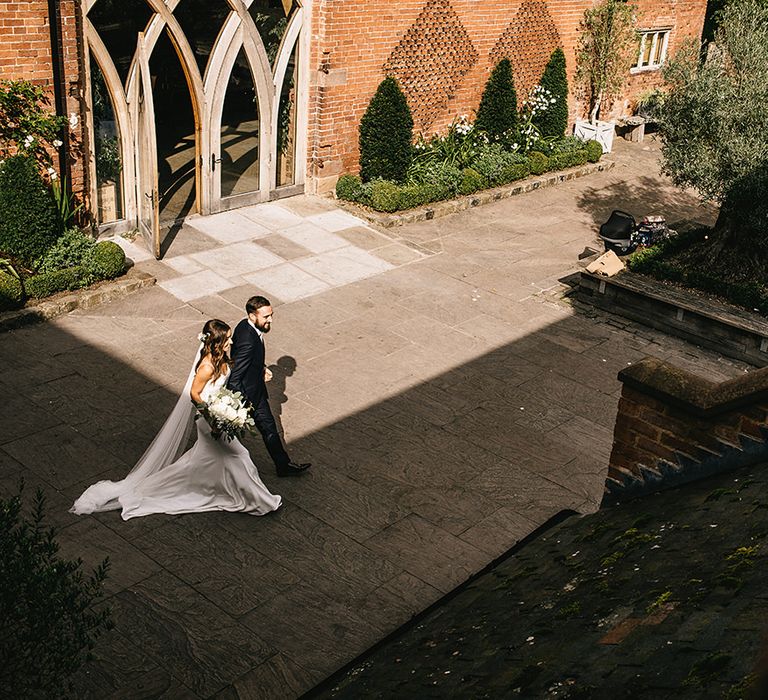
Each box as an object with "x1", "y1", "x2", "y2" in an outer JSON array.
[
  {"x1": 584, "y1": 269, "x2": 768, "y2": 336},
  {"x1": 0, "y1": 268, "x2": 156, "y2": 333},
  {"x1": 619, "y1": 357, "x2": 768, "y2": 417},
  {"x1": 333, "y1": 160, "x2": 615, "y2": 228}
]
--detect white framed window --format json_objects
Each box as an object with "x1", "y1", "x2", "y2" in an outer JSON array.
[{"x1": 631, "y1": 29, "x2": 671, "y2": 72}]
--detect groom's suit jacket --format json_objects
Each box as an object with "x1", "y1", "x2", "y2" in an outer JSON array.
[{"x1": 227, "y1": 318, "x2": 267, "y2": 408}]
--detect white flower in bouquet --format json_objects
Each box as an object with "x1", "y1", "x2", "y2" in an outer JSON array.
[{"x1": 198, "y1": 387, "x2": 255, "y2": 441}]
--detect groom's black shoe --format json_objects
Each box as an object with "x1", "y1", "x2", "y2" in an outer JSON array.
[{"x1": 276, "y1": 461, "x2": 311, "y2": 477}]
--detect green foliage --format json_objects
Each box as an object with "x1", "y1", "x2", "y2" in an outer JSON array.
[
  {"x1": 660, "y1": 0, "x2": 768, "y2": 248},
  {"x1": 475, "y1": 59, "x2": 518, "y2": 139},
  {"x1": 627, "y1": 227, "x2": 768, "y2": 314},
  {"x1": 0, "y1": 154, "x2": 58, "y2": 265},
  {"x1": 36, "y1": 227, "x2": 96, "y2": 274},
  {"x1": 473, "y1": 144, "x2": 527, "y2": 186},
  {"x1": 533, "y1": 48, "x2": 569, "y2": 138},
  {"x1": 95, "y1": 135, "x2": 122, "y2": 183},
  {"x1": 584, "y1": 139, "x2": 603, "y2": 163},
  {"x1": 0, "y1": 271, "x2": 23, "y2": 310},
  {"x1": 412, "y1": 115, "x2": 486, "y2": 170},
  {"x1": 458, "y1": 167, "x2": 487, "y2": 195},
  {"x1": 575, "y1": 0, "x2": 637, "y2": 122},
  {"x1": 86, "y1": 241, "x2": 126, "y2": 280},
  {"x1": 500, "y1": 162, "x2": 530, "y2": 184},
  {"x1": 0, "y1": 80, "x2": 67, "y2": 165},
  {"x1": 397, "y1": 182, "x2": 452, "y2": 210},
  {"x1": 0, "y1": 484, "x2": 112, "y2": 697},
  {"x1": 369, "y1": 179, "x2": 402, "y2": 212},
  {"x1": 24, "y1": 267, "x2": 86, "y2": 299},
  {"x1": 407, "y1": 160, "x2": 463, "y2": 194},
  {"x1": 547, "y1": 149, "x2": 588, "y2": 171},
  {"x1": 359, "y1": 77, "x2": 413, "y2": 182},
  {"x1": 335, "y1": 174, "x2": 365, "y2": 202},
  {"x1": 527, "y1": 151, "x2": 549, "y2": 175},
  {"x1": 50, "y1": 177, "x2": 84, "y2": 235},
  {"x1": 634, "y1": 88, "x2": 666, "y2": 122}
]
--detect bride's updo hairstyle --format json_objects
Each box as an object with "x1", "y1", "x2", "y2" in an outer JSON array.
[{"x1": 196, "y1": 319, "x2": 232, "y2": 378}]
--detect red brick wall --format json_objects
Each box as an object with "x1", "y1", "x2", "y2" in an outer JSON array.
[
  {"x1": 0, "y1": 0, "x2": 87, "y2": 199},
  {"x1": 307, "y1": 0, "x2": 707, "y2": 194}
]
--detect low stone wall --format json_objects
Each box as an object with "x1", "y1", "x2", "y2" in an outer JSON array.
[
  {"x1": 579, "y1": 269, "x2": 768, "y2": 367},
  {"x1": 0, "y1": 269, "x2": 156, "y2": 333},
  {"x1": 334, "y1": 160, "x2": 615, "y2": 228},
  {"x1": 605, "y1": 357, "x2": 768, "y2": 503}
]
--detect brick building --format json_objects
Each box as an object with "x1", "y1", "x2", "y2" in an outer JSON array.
[{"x1": 0, "y1": 0, "x2": 706, "y2": 258}]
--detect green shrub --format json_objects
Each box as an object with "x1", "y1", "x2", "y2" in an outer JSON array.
[
  {"x1": 585, "y1": 139, "x2": 603, "y2": 163},
  {"x1": 359, "y1": 77, "x2": 413, "y2": 182},
  {"x1": 475, "y1": 59, "x2": 518, "y2": 139},
  {"x1": 548, "y1": 148, "x2": 588, "y2": 171},
  {"x1": 396, "y1": 182, "x2": 451, "y2": 210},
  {"x1": 36, "y1": 227, "x2": 95, "y2": 273},
  {"x1": 458, "y1": 167, "x2": 487, "y2": 195},
  {"x1": 86, "y1": 240, "x2": 126, "y2": 280},
  {"x1": 407, "y1": 161, "x2": 463, "y2": 194},
  {"x1": 473, "y1": 145, "x2": 527, "y2": 186},
  {"x1": 369, "y1": 179, "x2": 402, "y2": 212},
  {"x1": 335, "y1": 174, "x2": 364, "y2": 202},
  {"x1": 0, "y1": 271, "x2": 23, "y2": 310},
  {"x1": 24, "y1": 266, "x2": 86, "y2": 298},
  {"x1": 0, "y1": 154, "x2": 58, "y2": 265},
  {"x1": 499, "y1": 161, "x2": 531, "y2": 184},
  {"x1": 532, "y1": 48, "x2": 569, "y2": 138},
  {"x1": 527, "y1": 151, "x2": 550, "y2": 175},
  {"x1": 1, "y1": 484, "x2": 112, "y2": 697}
]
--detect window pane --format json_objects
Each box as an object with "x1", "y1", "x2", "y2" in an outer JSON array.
[
  {"x1": 276, "y1": 40, "x2": 298, "y2": 187},
  {"x1": 172, "y1": 0, "x2": 233, "y2": 79},
  {"x1": 88, "y1": 0, "x2": 154, "y2": 88},
  {"x1": 90, "y1": 53, "x2": 124, "y2": 223},
  {"x1": 641, "y1": 35, "x2": 653, "y2": 66},
  {"x1": 248, "y1": 0, "x2": 299, "y2": 68},
  {"x1": 653, "y1": 33, "x2": 666, "y2": 64},
  {"x1": 220, "y1": 48, "x2": 260, "y2": 197}
]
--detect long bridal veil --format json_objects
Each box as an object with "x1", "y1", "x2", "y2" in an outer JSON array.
[{"x1": 70, "y1": 345, "x2": 203, "y2": 515}]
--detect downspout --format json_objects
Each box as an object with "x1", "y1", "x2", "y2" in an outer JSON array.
[{"x1": 47, "y1": 0, "x2": 68, "y2": 187}]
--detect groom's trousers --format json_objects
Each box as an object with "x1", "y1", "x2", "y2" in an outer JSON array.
[{"x1": 251, "y1": 396, "x2": 290, "y2": 470}]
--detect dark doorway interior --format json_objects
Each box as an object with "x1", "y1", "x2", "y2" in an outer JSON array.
[{"x1": 149, "y1": 28, "x2": 197, "y2": 227}]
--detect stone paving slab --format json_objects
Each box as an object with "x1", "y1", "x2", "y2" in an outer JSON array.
[{"x1": 0, "y1": 137, "x2": 753, "y2": 698}]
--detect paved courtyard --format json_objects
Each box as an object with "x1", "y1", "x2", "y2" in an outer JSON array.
[{"x1": 0, "y1": 138, "x2": 750, "y2": 698}]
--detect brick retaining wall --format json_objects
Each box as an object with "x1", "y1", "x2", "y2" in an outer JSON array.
[{"x1": 606, "y1": 357, "x2": 768, "y2": 502}]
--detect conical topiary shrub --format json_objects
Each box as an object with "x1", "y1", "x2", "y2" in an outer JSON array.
[
  {"x1": 533, "y1": 47, "x2": 569, "y2": 138},
  {"x1": 475, "y1": 58, "x2": 518, "y2": 139},
  {"x1": 0, "y1": 154, "x2": 57, "y2": 266},
  {"x1": 359, "y1": 77, "x2": 413, "y2": 183}
]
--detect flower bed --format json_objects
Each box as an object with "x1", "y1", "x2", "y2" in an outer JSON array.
[
  {"x1": 626, "y1": 228, "x2": 768, "y2": 316},
  {"x1": 337, "y1": 115, "x2": 603, "y2": 213}
]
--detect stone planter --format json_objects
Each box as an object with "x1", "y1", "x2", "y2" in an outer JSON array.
[{"x1": 574, "y1": 119, "x2": 615, "y2": 153}]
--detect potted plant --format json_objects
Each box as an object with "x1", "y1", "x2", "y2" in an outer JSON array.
[{"x1": 574, "y1": 0, "x2": 637, "y2": 153}]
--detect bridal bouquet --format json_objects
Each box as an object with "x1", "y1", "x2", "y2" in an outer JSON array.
[{"x1": 196, "y1": 387, "x2": 255, "y2": 441}]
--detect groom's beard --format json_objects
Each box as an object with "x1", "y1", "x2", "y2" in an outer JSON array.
[{"x1": 257, "y1": 322, "x2": 271, "y2": 333}]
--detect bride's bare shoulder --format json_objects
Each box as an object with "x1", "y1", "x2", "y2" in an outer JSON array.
[{"x1": 196, "y1": 356, "x2": 215, "y2": 379}]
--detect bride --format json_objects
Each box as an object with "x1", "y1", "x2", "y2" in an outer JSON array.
[{"x1": 70, "y1": 319, "x2": 282, "y2": 520}]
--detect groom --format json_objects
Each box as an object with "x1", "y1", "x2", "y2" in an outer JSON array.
[{"x1": 228, "y1": 295, "x2": 311, "y2": 477}]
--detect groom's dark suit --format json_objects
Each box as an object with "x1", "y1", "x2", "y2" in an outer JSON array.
[{"x1": 227, "y1": 318, "x2": 291, "y2": 471}]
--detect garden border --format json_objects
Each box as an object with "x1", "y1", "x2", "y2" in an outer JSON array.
[
  {"x1": 578, "y1": 267, "x2": 768, "y2": 367},
  {"x1": 0, "y1": 268, "x2": 156, "y2": 333},
  {"x1": 332, "y1": 160, "x2": 615, "y2": 228}
]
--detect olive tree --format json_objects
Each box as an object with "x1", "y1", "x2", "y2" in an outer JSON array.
[{"x1": 659, "y1": 0, "x2": 768, "y2": 266}]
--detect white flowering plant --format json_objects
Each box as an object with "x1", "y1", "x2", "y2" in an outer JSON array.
[
  {"x1": 412, "y1": 115, "x2": 487, "y2": 170},
  {"x1": 195, "y1": 386, "x2": 255, "y2": 441},
  {"x1": 0, "y1": 80, "x2": 68, "y2": 167}
]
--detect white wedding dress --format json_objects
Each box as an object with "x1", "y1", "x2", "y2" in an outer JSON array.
[{"x1": 70, "y1": 367, "x2": 281, "y2": 520}]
